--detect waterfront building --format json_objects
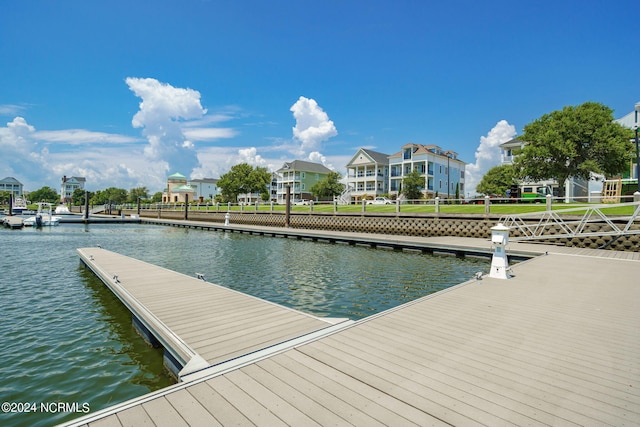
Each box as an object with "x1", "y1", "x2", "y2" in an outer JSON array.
[
  {"x1": 162, "y1": 172, "x2": 196, "y2": 203},
  {"x1": 268, "y1": 172, "x2": 278, "y2": 202},
  {"x1": 614, "y1": 101, "x2": 640, "y2": 183},
  {"x1": 276, "y1": 160, "x2": 333, "y2": 204},
  {"x1": 388, "y1": 143, "x2": 465, "y2": 200},
  {"x1": 60, "y1": 176, "x2": 85, "y2": 203},
  {"x1": 345, "y1": 148, "x2": 390, "y2": 203},
  {"x1": 0, "y1": 176, "x2": 24, "y2": 198},
  {"x1": 498, "y1": 138, "x2": 589, "y2": 200},
  {"x1": 188, "y1": 178, "x2": 219, "y2": 202}
]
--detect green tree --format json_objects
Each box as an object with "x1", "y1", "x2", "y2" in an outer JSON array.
[
  {"x1": 0, "y1": 190, "x2": 11, "y2": 205},
  {"x1": 128, "y1": 187, "x2": 149, "y2": 203},
  {"x1": 217, "y1": 163, "x2": 271, "y2": 202},
  {"x1": 72, "y1": 188, "x2": 90, "y2": 205},
  {"x1": 401, "y1": 170, "x2": 424, "y2": 201},
  {"x1": 477, "y1": 164, "x2": 517, "y2": 196},
  {"x1": 91, "y1": 187, "x2": 128, "y2": 205},
  {"x1": 310, "y1": 171, "x2": 344, "y2": 199},
  {"x1": 28, "y1": 186, "x2": 59, "y2": 203},
  {"x1": 514, "y1": 102, "x2": 633, "y2": 197},
  {"x1": 151, "y1": 192, "x2": 163, "y2": 203}
]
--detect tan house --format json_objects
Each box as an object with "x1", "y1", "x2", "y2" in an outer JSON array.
[{"x1": 162, "y1": 172, "x2": 196, "y2": 203}]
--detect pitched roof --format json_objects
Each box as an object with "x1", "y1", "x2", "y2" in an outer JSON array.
[
  {"x1": 499, "y1": 137, "x2": 524, "y2": 148},
  {"x1": 361, "y1": 148, "x2": 391, "y2": 164},
  {"x1": 276, "y1": 160, "x2": 333, "y2": 174},
  {"x1": 0, "y1": 176, "x2": 23, "y2": 184}
]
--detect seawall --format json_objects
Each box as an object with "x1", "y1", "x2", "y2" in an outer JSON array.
[{"x1": 124, "y1": 209, "x2": 640, "y2": 252}]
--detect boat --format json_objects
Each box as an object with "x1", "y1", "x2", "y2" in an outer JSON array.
[
  {"x1": 23, "y1": 203, "x2": 62, "y2": 227},
  {"x1": 54, "y1": 204, "x2": 72, "y2": 215},
  {"x1": 11, "y1": 197, "x2": 29, "y2": 214}
]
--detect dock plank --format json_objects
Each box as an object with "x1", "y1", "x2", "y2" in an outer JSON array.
[{"x1": 77, "y1": 247, "x2": 339, "y2": 374}]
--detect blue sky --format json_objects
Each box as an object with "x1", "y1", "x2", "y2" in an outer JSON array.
[{"x1": 1, "y1": 0, "x2": 637, "y2": 195}]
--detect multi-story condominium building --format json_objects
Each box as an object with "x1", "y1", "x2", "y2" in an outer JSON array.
[
  {"x1": 0, "y1": 176, "x2": 24, "y2": 198},
  {"x1": 344, "y1": 148, "x2": 390, "y2": 202},
  {"x1": 60, "y1": 176, "x2": 85, "y2": 203},
  {"x1": 269, "y1": 172, "x2": 279, "y2": 202},
  {"x1": 188, "y1": 178, "x2": 219, "y2": 202},
  {"x1": 389, "y1": 143, "x2": 465, "y2": 200},
  {"x1": 237, "y1": 173, "x2": 280, "y2": 204},
  {"x1": 276, "y1": 160, "x2": 333, "y2": 204}
]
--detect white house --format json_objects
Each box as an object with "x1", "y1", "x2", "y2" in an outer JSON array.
[
  {"x1": 0, "y1": 176, "x2": 24, "y2": 198},
  {"x1": 345, "y1": 148, "x2": 390, "y2": 203},
  {"x1": 60, "y1": 176, "x2": 85, "y2": 202}
]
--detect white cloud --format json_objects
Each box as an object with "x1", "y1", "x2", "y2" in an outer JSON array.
[
  {"x1": 34, "y1": 129, "x2": 140, "y2": 144},
  {"x1": 182, "y1": 127, "x2": 237, "y2": 141},
  {"x1": 465, "y1": 119, "x2": 516, "y2": 196},
  {"x1": 126, "y1": 77, "x2": 207, "y2": 178},
  {"x1": 308, "y1": 151, "x2": 334, "y2": 170},
  {"x1": 0, "y1": 104, "x2": 26, "y2": 116},
  {"x1": 0, "y1": 117, "x2": 39, "y2": 181},
  {"x1": 290, "y1": 96, "x2": 337, "y2": 156},
  {"x1": 238, "y1": 147, "x2": 267, "y2": 167},
  {"x1": 1, "y1": 117, "x2": 35, "y2": 150}
]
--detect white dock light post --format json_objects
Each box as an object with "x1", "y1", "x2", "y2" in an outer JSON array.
[
  {"x1": 634, "y1": 125, "x2": 639, "y2": 197},
  {"x1": 490, "y1": 223, "x2": 510, "y2": 279},
  {"x1": 224, "y1": 211, "x2": 230, "y2": 226}
]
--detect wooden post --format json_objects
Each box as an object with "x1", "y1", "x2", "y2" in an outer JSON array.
[
  {"x1": 8, "y1": 193, "x2": 13, "y2": 216},
  {"x1": 184, "y1": 194, "x2": 189, "y2": 220},
  {"x1": 84, "y1": 191, "x2": 89, "y2": 221},
  {"x1": 285, "y1": 185, "x2": 291, "y2": 227}
]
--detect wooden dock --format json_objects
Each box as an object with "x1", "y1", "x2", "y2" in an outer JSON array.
[
  {"x1": 1, "y1": 216, "x2": 25, "y2": 228},
  {"x1": 77, "y1": 247, "x2": 350, "y2": 378},
  {"x1": 66, "y1": 230, "x2": 640, "y2": 426}
]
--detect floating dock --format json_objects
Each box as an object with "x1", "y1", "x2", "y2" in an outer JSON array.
[
  {"x1": 1, "y1": 216, "x2": 25, "y2": 228},
  {"x1": 77, "y1": 247, "x2": 350, "y2": 379},
  {"x1": 66, "y1": 230, "x2": 640, "y2": 426}
]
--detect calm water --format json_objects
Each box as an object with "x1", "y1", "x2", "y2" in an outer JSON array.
[{"x1": 0, "y1": 222, "x2": 488, "y2": 427}]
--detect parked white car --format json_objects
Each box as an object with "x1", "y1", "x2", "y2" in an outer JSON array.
[
  {"x1": 293, "y1": 199, "x2": 310, "y2": 205},
  {"x1": 367, "y1": 197, "x2": 393, "y2": 205}
]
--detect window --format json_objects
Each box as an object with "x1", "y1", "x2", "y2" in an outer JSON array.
[{"x1": 301, "y1": 172, "x2": 305, "y2": 179}]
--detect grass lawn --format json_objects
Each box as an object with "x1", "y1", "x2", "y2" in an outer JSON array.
[{"x1": 182, "y1": 201, "x2": 638, "y2": 216}]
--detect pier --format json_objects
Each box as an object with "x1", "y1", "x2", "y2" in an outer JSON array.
[
  {"x1": 65, "y1": 225, "x2": 640, "y2": 426},
  {"x1": 77, "y1": 247, "x2": 350, "y2": 379}
]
